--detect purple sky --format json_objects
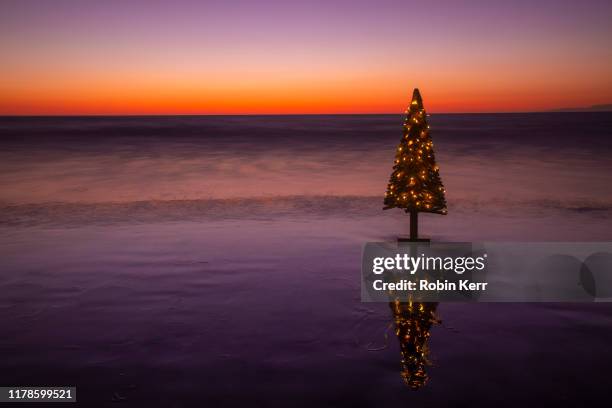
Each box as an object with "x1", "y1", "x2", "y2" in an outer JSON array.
[{"x1": 1, "y1": 0, "x2": 611, "y2": 113}]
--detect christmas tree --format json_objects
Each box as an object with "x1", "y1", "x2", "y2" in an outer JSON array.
[
  {"x1": 390, "y1": 300, "x2": 439, "y2": 389},
  {"x1": 384, "y1": 88, "x2": 447, "y2": 240}
]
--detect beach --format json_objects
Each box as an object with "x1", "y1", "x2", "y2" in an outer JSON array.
[{"x1": 1, "y1": 113, "x2": 612, "y2": 406}]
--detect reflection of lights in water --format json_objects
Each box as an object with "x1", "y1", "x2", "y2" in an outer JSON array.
[{"x1": 390, "y1": 300, "x2": 439, "y2": 389}]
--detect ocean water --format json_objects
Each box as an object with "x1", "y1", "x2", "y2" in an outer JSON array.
[{"x1": 1, "y1": 113, "x2": 611, "y2": 406}]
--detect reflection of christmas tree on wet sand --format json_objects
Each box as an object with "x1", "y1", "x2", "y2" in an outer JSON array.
[
  {"x1": 384, "y1": 89, "x2": 446, "y2": 389},
  {"x1": 390, "y1": 300, "x2": 439, "y2": 389}
]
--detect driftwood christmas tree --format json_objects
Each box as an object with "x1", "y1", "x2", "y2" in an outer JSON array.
[{"x1": 384, "y1": 88, "x2": 447, "y2": 240}]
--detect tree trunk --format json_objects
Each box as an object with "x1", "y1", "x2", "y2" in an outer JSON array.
[{"x1": 410, "y1": 210, "x2": 418, "y2": 241}]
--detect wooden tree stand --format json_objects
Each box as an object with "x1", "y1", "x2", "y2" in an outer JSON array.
[{"x1": 398, "y1": 211, "x2": 431, "y2": 242}]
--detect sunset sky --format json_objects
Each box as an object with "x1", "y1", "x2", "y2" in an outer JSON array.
[{"x1": 1, "y1": 0, "x2": 611, "y2": 115}]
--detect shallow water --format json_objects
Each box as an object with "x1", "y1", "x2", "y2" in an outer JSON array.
[{"x1": 1, "y1": 113, "x2": 611, "y2": 406}]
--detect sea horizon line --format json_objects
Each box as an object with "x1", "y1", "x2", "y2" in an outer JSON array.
[{"x1": 1, "y1": 110, "x2": 611, "y2": 118}]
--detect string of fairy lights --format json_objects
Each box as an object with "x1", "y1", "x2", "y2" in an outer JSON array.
[{"x1": 383, "y1": 89, "x2": 447, "y2": 214}]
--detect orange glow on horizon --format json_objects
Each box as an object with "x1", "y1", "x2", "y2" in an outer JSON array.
[
  {"x1": 2, "y1": 77, "x2": 611, "y2": 115},
  {"x1": 2, "y1": 56, "x2": 610, "y2": 115}
]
